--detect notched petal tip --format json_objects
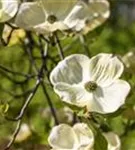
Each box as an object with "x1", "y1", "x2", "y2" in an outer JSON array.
[{"x1": 88, "y1": 53, "x2": 124, "y2": 86}]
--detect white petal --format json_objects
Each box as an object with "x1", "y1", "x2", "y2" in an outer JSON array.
[
  {"x1": 89, "y1": 79, "x2": 130, "y2": 114},
  {"x1": 15, "y1": 2, "x2": 46, "y2": 30},
  {"x1": 83, "y1": 0, "x2": 110, "y2": 33},
  {"x1": 0, "y1": 0, "x2": 19, "y2": 22},
  {"x1": 88, "y1": 53, "x2": 124, "y2": 87},
  {"x1": 51, "y1": 22, "x2": 68, "y2": 32},
  {"x1": 50, "y1": 54, "x2": 90, "y2": 85},
  {"x1": 54, "y1": 82, "x2": 93, "y2": 108},
  {"x1": 64, "y1": 4, "x2": 85, "y2": 31},
  {"x1": 103, "y1": 132, "x2": 121, "y2": 150},
  {"x1": 39, "y1": 0, "x2": 77, "y2": 20},
  {"x1": 48, "y1": 124, "x2": 78, "y2": 149},
  {"x1": 73, "y1": 123, "x2": 94, "y2": 149},
  {"x1": 64, "y1": 0, "x2": 110, "y2": 32},
  {"x1": 33, "y1": 21, "x2": 68, "y2": 34}
]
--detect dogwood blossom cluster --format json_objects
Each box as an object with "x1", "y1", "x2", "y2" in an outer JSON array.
[
  {"x1": 48, "y1": 123, "x2": 121, "y2": 150},
  {"x1": 48, "y1": 53, "x2": 130, "y2": 149},
  {"x1": 0, "y1": 0, "x2": 110, "y2": 35},
  {"x1": 0, "y1": 1, "x2": 131, "y2": 150}
]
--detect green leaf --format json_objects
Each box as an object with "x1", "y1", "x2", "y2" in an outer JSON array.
[
  {"x1": 0, "y1": 103, "x2": 9, "y2": 115},
  {"x1": 122, "y1": 131, "x2": 135, "y2": 150},
  {"x1": 94, "y1": 130, "x2": 108, "y2": 150},
  {"x1": 62, "y1": 101, "x2": 85, "y2": 113}
]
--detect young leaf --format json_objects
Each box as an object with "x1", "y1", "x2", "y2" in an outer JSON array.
[{"x1": 94, "y1": 130, "x2": 108, "y2": 150}]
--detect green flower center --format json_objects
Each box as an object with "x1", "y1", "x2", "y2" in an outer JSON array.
[
  {"x1": 47, "y1": 15, "x2": 57, "y2": 24},
  {"x1": 84, "y1": 81, "x2": 97, "y2": 92}
]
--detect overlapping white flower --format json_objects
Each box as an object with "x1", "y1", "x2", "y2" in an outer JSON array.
[
  {"x1": 48, "y1": 123, "x2": 121, "y2": 150},
  {"x1": 0, "y1": 0, "x2": 20, "y2": 22},
  {"x1": 48, "y1": 123, "x2": 94, "y2": 150},
  {"x1": 122, "y1": 51, "x2": 135, "y2": 74},
  {"x1": 104, "y1": 132, "x2": 121, "y2": 150},
  {"x1": 14, "y1": 123, "x2": 31, "y2": 143},
  {"x1": 50, "y1": 53, "x2": 130, "y2": 114},
  {"x1": 15, "y1": 0, "x2": 110, "y2": 34}
]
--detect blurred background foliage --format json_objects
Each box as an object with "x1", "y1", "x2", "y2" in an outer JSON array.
[{"x1": 0, "y1": 0, "x2": 135, "y2": 150}]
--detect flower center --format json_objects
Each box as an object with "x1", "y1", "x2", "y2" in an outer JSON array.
[
  {"x1": 47, "y1": 15, "x2": 57, "y2": 24},
  {"x1": 84, "y1": 81, "x2": 97, "y2": 92}
]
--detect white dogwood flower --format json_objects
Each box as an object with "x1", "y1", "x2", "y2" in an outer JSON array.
[
  {"x1": 14, "y1": 123, "x2": 31, "y2": 143},
  {"x1": 48, "y1": 123, "x2": 121, "y2": 150},
  {"x1": 104, "y1": 132, "x2": 121, "y2": 150},
  {"x1": 122, "y1": 51, "x2": 135, "y2": 74},
  {"x1": 0, "y1": 0, "x2": 20, "y2": 22},
  {"x1": 50, "y1": 53, "x2": 130, "y2": 114},
  {"x1": 15, "y1": 0, "x2": 110, "y2": 34},
  {"x1": 48, "y1": 123, "x2": 94, "y2": 150}
]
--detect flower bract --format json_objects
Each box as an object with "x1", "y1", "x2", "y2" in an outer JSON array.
[
  {"x1": 50, "y1": 53, "x2": 130, "y2": 114},
  {"x1": 0, "y1": 0, "x2": 19, "y2": 22},
  {"x1": 122, "y1": 51, "x2": 135, "y2": 74},
  {"x1": 104, "y1": 132, "x2": 121, "y2": 150}
]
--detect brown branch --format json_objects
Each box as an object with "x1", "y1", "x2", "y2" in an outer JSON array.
[
  {"x1": 5, "y1": 79, "x2": 41, "y2": 121},
  {"x1": 4, "y1": 120, "x2": 22, "y2": 150},
  {"x1": 54, "y1": 33, "x2": 64, "y2": 60}
]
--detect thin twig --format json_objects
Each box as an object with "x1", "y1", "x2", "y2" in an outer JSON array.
[
  {"x1": 38, "y1": 37, "x2": 59, "y2": 125},
  {"x1": 72, "y1": 112, "x2": 77, "y2": 125},
  {"x1": 22, "y1": 31, "x2": 39, "y2": 73},
  {"x1": 1, "y1": 28, "x2": 14, "y2": 46},
  {"x1": 0, "y1": 71, "x2": 24, "y2": 84},
  {"x1": 79, "y1": 35, "x2": 91, "y2": 57},
  {"x1": 6, "y1": 22, "x2": 19, "y2": 30},
  {"x1": 0, "y1": 87, "x2": 33, "y2": 99},
  {"x1": 0, "y1": 64, "x2": 35, "y2": 78},
  {"x1": 4, "y1": 40, "x2": 45, "y2": 149},
  {"x1": 4, "y1": 120, "x2": 22, "y2": 150},
  {"x1": 41, "y1": 82, "x2": 59, "y2": 125},
  {"x1": 54, "y1": 33, "x2": 78, "y2": 124},
  {"x1": 54, "y1": 33, "x2": 64, "y2": 60},
  {"x1": 4, "y1": 31, "x2": 60, "y2": 149},
  {"x1": 40, "y1": 34, "x2": 50, "y2": 44},
  {"x1": 5, "y1": 79, "x2": 41, "y2": 121},
  {"x1": 0, "y1": 70, "x2": 33, "y2": 85}
]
